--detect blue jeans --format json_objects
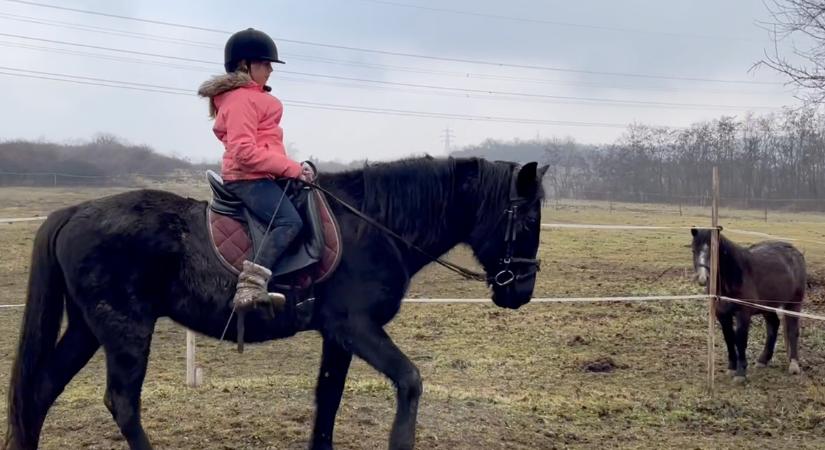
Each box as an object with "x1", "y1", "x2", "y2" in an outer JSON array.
[{"x1": 224, "y1": 178, "x2": 303, "y2": 270}]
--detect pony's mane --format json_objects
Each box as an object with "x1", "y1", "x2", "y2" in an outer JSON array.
[{"x1": 718, "y1": 234, "x2": 746, "y2": 292}]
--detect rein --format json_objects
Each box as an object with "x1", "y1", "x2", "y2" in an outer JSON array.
[{"x1": 300, "y1": 177, "x2": 540, "y2": 287}]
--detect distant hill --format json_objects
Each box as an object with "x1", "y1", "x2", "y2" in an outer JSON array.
[
  {"x1": 449, "y1": 138, "x2": 547, "y2": 163},
  {"x1": 449, "y1": 137, "x2": 603, "y2": 166},
  {"x1": 0, "y1": 135, "x2": 191, "y2": 184}
]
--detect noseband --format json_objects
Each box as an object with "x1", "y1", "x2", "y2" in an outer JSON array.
[
  {"x1": 492, "y1": 200, "x2": 541, "y2": 286},
  {"x1": 491, "y1": 166, "x2": 541, "y2": 287}
]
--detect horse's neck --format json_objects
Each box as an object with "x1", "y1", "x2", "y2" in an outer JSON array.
[
  {"x1": 332, "y1": 160, "x2": 478, "y2": 273},
  {"x1": 718, "y1": 236, "x2": 748, "y2": 294},
  {"x1": 398, "y1": 174, "x2": 475, "y2": 269},
  {"x1": 719, "y1": 236, "x2": 748, "y2": 266}
]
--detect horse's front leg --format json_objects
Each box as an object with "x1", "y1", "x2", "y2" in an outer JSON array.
[
  {"x1": 717, "y1": 311, "x2": 737, "y2": 376},
  {"x1": 334, "y1": 317, "x2": 422, "y2": 450},
  {"x1": 733, "y1": 310, "x2": 752, "y2": 382},
  {"x1": 310, "y1": 337, "x2": 353, "y2": 450}
]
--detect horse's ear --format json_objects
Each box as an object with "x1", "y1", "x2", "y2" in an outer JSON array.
[
  {"x1": 690, "y1": 227, "x2": 697, "y2": 237},
  {"x1": 516, "y1": 162, "x2": 539, "y2": 197},
  {"x1": 538, "y1": 164, "x2": 549, "y2": 179}
]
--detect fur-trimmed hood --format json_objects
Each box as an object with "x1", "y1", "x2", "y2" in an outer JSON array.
[{"x1": 198, "y1": 72, "x2": 270, "y2": 118}]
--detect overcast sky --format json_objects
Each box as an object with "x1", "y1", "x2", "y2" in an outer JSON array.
[{"x1": 0, "y1": 0, "x2": 804, "y2": 163}]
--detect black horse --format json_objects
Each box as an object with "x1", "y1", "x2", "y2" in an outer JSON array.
[
  {"x1": 690, "y1": 228, "x2": 806, "y2": 382},
  {"x1": 5, "y1": 157, "x2": 547, "y2": 450}
]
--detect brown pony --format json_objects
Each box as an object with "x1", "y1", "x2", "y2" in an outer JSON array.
[{"x1": 691, "y1": 228, "x2": 806, "y2": 382}]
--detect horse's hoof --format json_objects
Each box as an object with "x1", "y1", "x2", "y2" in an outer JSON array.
[
  {"x1": 732, "y1": 375, "x2": 747, "y2": 384},
  {"x1": 756, "y1": 362, "x2": 768, "y2": 369},
  {"x1": 789, "y1": 360, "x2": 801, "y2": 375},
  {"x1": 727, "y1": 369, "x2": 736, "y2": 377}
]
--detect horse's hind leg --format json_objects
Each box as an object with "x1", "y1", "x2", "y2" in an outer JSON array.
[
  {"x1": 784, "y1": 307, "x2": 802, "y2": 375},
  {"x1": 757, "y1": 312, "x2": 780, "y2": 368},
  {"x1": 310, "y1": 337, "x2": 353, "y2": 450},
  {"x1": 95, "y1": 314, "x2": 156, "y2": 450},
  {"x1": 28, "y1": 302, "x2": 100, "y2": 445}
]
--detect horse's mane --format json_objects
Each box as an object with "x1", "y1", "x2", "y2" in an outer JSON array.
[
  {"x1": 332, "y1": 156, "x2": 519, "y2": 247},
  {"x1": 718, "y1": 234, "x2": 747, "y2": 293}
]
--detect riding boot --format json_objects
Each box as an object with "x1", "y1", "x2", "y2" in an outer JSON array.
[
  {"x1": 232, "y1": 260, "x2": 286, "y2": 312},
  {"x1": 232, "y1": 223, "x2": 302, "y2": 313}
]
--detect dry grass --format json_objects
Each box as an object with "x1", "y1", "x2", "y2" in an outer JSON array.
[{"x1": 1, "y1": 186, "x2": 825, "y2": 449}]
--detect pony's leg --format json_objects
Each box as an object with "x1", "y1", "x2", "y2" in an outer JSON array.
[
  {"x1": 717, "y1": 312, "x2": 737, "y2": 376},
  {"x1": 26, "y1": 304, "x2": 100, "y2": 446},
  {"x1": 337, "y1": 319, "x2": 421, "y2": 450},
  {"x1": 733, "y1": 310, "x2": 752, "y2": 381},
  {"x1": 99, "y1": 318, "x2": 155, "y2": 450},
  {"x1": 310, "y1": 337, "x2": 353, "y2": 450},
  {"x1": 757, "y1": 312, "x2": 780, "y2": 368},
  {"x1": 784, "y1": 308, "x2": 802, "y2": 375}
]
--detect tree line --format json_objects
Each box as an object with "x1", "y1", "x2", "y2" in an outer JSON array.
[{"x1": 541, "y1": 107, "x2": 825, "y2": 207}]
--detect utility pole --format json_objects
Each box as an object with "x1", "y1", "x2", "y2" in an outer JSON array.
[{"x1": 440, "y1": 127, "x2": 455, "y2": 153}]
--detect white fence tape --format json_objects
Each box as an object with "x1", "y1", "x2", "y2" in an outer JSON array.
[
  {"x1": 718, "y1": 296, "x2": 825, "y2": 321},
  {"x1": 541, "y1": 223, "x2": 715, "y2": 231},
  {"x1": 3, "y1": 296, "x2": 824, "y2": 322},
  {"x1": 405, "y1": 295, "x2": 709, "y2": 303},
  {"x1": 4, "y1": 217, "x2": 718, "y2": 231},
  {"x1": 0, "y1": 216, "x2": 47, "y2": 223},
  {"x1": 725, "y1": 228, "x2": 825, "y2": 247}
]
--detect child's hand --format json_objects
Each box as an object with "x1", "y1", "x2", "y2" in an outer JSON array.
[{"x1": 300, "y1": 162, "x2": 316, "y2": 182}]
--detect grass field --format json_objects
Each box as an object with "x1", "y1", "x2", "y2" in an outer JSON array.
[{"x1": 2, "y1": 183, "x2": 825, "y2": 449}]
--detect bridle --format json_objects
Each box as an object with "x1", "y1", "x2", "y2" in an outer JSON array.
[
  {"x1": 491, "y1": 195, "x2": 541, "y2": 286},
  {"x1": 302, "y1": 165, "x2": 541, "y2": 287}
]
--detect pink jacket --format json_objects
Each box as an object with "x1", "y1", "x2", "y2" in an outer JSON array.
[{"x1": 198, "y1": 73, "x2": 301, "y2": 181}]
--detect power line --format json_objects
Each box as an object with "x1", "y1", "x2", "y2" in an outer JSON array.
[
  {"x1": 3, "y1": 0, "x2": 782, "y2": 85},
  {"x1": 274, "y1": 74, "x2": 780, "y2": 112},
  {"x1": 350, "y1": 0, "x2": 755, "y2": 42},
  {"x1": 0, "y1": 12, "x2": 788, "y2": 97},
  {"x1": 285, "y1": 99, "x2": 633, "y2": 127},
  {"x1": 0, "y1": 32, "x2": 216, "y2": 66},
  {"x1": 0, "y1": 66, "x2": 194, "y2": 91},
  {"x1": 283, "y1": 54, "x2": 787, "y2": 96},
  {"x1": 0, "y1": 35, "x2": 782, "y2": 111},
  {"x1": 9, "y1": 40, "x2": 681, "y2": 108},
  {"x1": 0, "y1": 68, "x2": 643, "y2": 128},
  {"x1": 0, "y1": 12, "x2": 219, "y2": 48},
  {"x1": 5, "y1": 0, "x2": 232, "y2": 34},
  {"x1": 276, "y1": 70, "x2": 780, "y2": 111},
  {"x1": 0, "y1": 41, "x2": 218, "y2": 73},
  {"x1": 0, "y1": 70, "x2": 192, "y2": 95}
]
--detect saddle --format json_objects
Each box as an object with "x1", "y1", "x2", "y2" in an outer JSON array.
[{"x1": 205, "y1": 170, "x2": 342, "y2": 288}]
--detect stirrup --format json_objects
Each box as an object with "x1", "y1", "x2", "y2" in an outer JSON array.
[
  {"x1": 267, "y1": 292, "x2": 286, "y2": 308},
  {"x1": 233, "y1": 289, "x2": 287, "y2": 312}
]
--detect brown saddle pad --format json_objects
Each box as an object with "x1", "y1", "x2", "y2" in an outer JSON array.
[{"x1": 207, "y1": 189, "x2": 343, "y2": 285}]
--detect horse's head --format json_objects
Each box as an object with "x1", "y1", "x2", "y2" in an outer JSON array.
[
  {"x1": 690, "y1": 227, "x2": 712, "y2": 286},
  {"x1": 468, "y1": 161, "x2": 548, "y2": 309}
]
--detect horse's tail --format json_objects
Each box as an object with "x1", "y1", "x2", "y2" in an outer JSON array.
[{"x1": 5, "y1": 207, "x2": 74, "y2": 450}]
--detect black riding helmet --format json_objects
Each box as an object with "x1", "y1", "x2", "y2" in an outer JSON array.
[{"x1": 224, "y1": 28, "x2": 285, "y2": 73}]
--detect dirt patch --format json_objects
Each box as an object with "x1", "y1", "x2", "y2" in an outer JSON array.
[{"x1": 581, "y1": 357, "x2": 625, "y2": 373}]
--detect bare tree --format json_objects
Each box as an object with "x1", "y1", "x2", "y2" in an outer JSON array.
[{"x1": 756, "y1": 0, "x2": 825, "y2": 103}]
